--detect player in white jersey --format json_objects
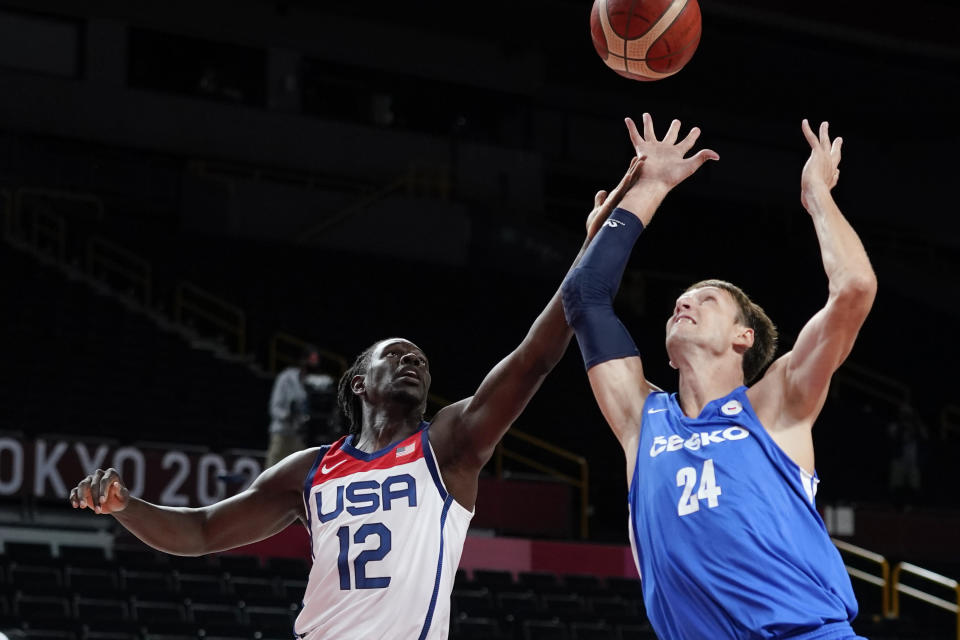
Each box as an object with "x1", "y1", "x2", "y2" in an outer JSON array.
[{"x1": 68, "y1": 155, "x2": 648, "y2": 639}]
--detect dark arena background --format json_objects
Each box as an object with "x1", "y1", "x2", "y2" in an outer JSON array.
[{"x1": 0, "y1": 0, "x2": 958, "y2": 638}]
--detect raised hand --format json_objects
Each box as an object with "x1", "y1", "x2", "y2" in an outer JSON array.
[
  {"x1": 585, "y1": 155, "x2": 645, "y2": 240},
  {"x1": 800, "y1": 119, "x2": 842, "y2": 210},
  {"x1": 624, "y1": 113, "x2": 719, "y2": 192},
  {"x1": 69, "y1": 468, "x2": 130, "y2": 515}
]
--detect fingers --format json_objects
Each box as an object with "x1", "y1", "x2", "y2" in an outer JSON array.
[
  {"x1": 819, "y1": 121, "x2": 830, "y2": 147},
  {"x1": 70, "y1": 477, "x2": 93, "y2": 509},
  {"x1": 677, "y1": 126, "x2": 702, "y2": 155},
  {"x1": 598, "y1": 156, "x2": 645, "y2": 213},
  {"x1": 663, "y1": 119, "x2": 682, "y2": 145},
  {"x1": 88, "y1": 469, "x2": 104, "y2": 512},
  {"x1": 625, "y1": 117, "x2": 643, "y2": 151},
  {"x1": 98, "y1": 470, "x2": 117, "y2": 511},
  {"x1": 620, "y1": 154, "x2": 644, "y2": 189},
  {"x1": 803, "y1": 118, "x2": 837, "y2": 151},
  {"x1": 689, "y1": 148, "x2": 720, "y2": 169},
  {"x1": 609, "y1": 156, "x2": 644, "y2": 198},
  {"x1": 831, "y1": 136, "x2": 843, "y2": 159},
  {"x1": 594, "y1": 190, "x2": 608, "y2": 208},
  {"x1": 70, "y1": 468, "x2": 123, "y2": 513},
  {"x1": 642, "y1": 112, "x2": 656, "y2": 142},
  {"x1": 801, "y1": 119, "x2": 820, "y2": 149},
  {"x1": 624, "y1": 154, "x2": 645, "y2": 179}
]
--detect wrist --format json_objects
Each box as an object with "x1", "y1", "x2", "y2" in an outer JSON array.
[
  {"x1": 619, "y1": 182, "x2": 670, "y2": 225},
  {"x1": 801, "y1": 183, "x2": 832, "y2": 209}
]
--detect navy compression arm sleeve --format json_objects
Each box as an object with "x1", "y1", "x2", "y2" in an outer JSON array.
[{"x1": 561, "y1": 207, "x2": 643, "y2": 369}]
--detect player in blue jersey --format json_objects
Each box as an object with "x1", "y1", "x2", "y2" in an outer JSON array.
[
  {"x1": 561, "y1": 113, "x2": 876, "y2": 640},
  {"x1": 67, "y1": 157, "x2": 647, "y2": 639}
]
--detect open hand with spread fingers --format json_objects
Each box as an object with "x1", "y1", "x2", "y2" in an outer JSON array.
[{"x1": 624, "y1": 113, "x2": 719, "y2": 192}]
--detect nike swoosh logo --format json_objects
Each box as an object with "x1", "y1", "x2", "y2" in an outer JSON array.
[
  {"x1": 321, "y1": 460, "x2": 347, "y2": 474},
  {"x1": 647, "y1": 408, "x2": 667, "y2": 414}
]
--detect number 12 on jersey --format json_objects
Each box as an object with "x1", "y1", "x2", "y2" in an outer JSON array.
[
  {"x1": 676, "y1": 459, "x2": 722, "y2": 516},
  {"x1": 337, "y1": 523, "x2": 392, "y2": 589}
]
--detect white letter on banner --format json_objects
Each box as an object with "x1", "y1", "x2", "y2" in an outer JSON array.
[
  {"x1": 112, "y1": 447, "x2": 145, "y2": 497},
  {"x1": 197, "y1": 454, "x2": 227, "y2": 506},
  {"x1": 0, "y1": 438, "x2": 24, "y2": 495},
  {"x1": 160, "y1": 451, "x2": 190, "y2": 506},
  {"x1": 75, "y1": 443, "x2": 110, "y2": 474},
  {"x1": 34, "y1": 440, "x2": 68, "y2": 497}
]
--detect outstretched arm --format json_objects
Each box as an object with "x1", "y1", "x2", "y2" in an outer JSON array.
[
  {"x1": 565, "y1": 114, "x2": 718, "y2": 476},
  {"x1": 69, "y1": 449, "x2": 316, "y2": 555},
  {"x1": 751, "y1": 121, "x2": 876, "y2": 449},
  {"x1": 429, "y1": 157, "x2": 645, "y2": 509}
]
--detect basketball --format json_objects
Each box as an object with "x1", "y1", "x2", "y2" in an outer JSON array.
[{"x1": 590, "y1": 0, "x2": 702, "y2": 81}]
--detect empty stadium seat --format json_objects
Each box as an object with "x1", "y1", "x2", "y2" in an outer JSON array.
[
  {"x1": 471, "y1": 569, "x2": 514, "y2": 592},
  {"x1": 453, "y1": 616, "x2": 504, "y2": 640},
  {"x1": 569, "y1": 621, "x2": 616, "y2": 640},
  {"x1": 522, "y1": 618, "x2": 569, "y2": 640},
  {"x1": 451, "y1": 588, "x2": 495, "y2": 619},
  {"x1": 72, "y1": 595, "x2": 129, "y2": 621}
]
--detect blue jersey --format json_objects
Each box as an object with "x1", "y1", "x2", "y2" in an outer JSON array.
[{"x1": 628, "y1": 387, "x2": 859, "y2": 640}]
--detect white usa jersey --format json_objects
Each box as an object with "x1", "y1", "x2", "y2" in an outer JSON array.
[{"x1": 296, "y1": 422, "x2": 473, "y2": 639}]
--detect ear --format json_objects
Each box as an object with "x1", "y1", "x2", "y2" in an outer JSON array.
[
  {"x1": 732, "y1": 327, "x2": 754, "y2": 355},
  {"x1": 351, "y1": 374, "x2": 365, "y2": 395}
]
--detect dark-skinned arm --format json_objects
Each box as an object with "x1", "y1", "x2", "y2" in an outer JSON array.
[
  {"x1": 429, "y1": 156, "x2": 644, "y2": 510},
  {"x1": 68, "y1": 448, "x2": 317, "y2": 556}
]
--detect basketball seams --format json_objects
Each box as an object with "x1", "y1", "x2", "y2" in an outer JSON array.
[
  {"x1": 596, "y1": 0, "x2": 697, "y2": 80},
  {"x1": 645, "y1": 0, "x2": 700, "y2": 71},
  {"x1": 646, "y1": 28, "x2": 700, "y2": 63},
  {"x1": 598, "y1": 0, "x2": 627, "y2": 71},
  {"x1": 635, "y1": 0, "x2": 689, "y2": 57},
  {"x1": 625, "y1": 0, "x2": 688, "y2": 75}
]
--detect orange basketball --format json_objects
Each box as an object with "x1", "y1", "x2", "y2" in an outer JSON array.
[{"x1": 590, "y1": 0, "x2": 702, "y2": 81}]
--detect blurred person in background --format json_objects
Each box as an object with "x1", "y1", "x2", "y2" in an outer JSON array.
[
  {"x1": 887, "y1": 401, "x2": 928, "y2": 508},
  {"x1": 267, "y1": 344, "x2": 338, "y2": 467}
]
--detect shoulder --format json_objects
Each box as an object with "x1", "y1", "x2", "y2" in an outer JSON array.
[
  {"x1": 745, "y1": 355, "x2": 796, "y2": 431},
  {"x1": 272, "y1": 368, "x2": 297, "y2": 387},
  {"x1": 256, "y1": 446, "x2": 328, "y2": 493},
  {"x1": 425, "y1": 398, "x2": 473, "y2": 467}
]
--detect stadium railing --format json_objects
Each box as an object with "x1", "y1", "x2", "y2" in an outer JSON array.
[
  {"x1": 87, "y1": 235, "x2": 153, "y2": 306},
  {"x1": 891, "y1": 561, "x2": 959, "y2": 640},
  {"x1": 832, "y1": 537, "x2": 890, "y2": 618},
  {"x1": 174, "y1": 281, "x2": 247, "y2": 355}
]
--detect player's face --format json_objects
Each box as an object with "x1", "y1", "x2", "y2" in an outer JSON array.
[
  {"x1": 665, "y1": 286, "x2": 745, "y2": 355},
  {"x1": 362, "y1": 338, "x2": 432, "y2": 411}
]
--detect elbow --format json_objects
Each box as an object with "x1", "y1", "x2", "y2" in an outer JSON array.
[
  {"x1": 835, "y1": 271, "x2": 877, "y2": 314},
  {"x1": 561, "y1": 267, "x2": 613, "y2": 327},
  {"x1": 560, "y1": 268, "x2": 584, "y2": 325}
]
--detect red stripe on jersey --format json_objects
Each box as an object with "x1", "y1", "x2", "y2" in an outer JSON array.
[{"x1": 309, "y1": 431, "x2": 425, "y2": 487}]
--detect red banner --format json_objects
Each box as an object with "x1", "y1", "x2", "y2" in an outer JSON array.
[{"x1": 0, "y1": 433, "x2": 264, "y2": 507}]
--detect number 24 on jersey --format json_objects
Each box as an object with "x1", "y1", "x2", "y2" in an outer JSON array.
[{"x1": 676, "y1": 459, "x2": 722, "y2": 517}]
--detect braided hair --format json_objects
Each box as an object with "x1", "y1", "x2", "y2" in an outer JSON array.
[{"x1": 337, "y1": 341, "x2": 379, "y2": 439}]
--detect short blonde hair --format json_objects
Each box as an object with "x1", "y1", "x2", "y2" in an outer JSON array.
[{"x1": 685, "y1": 279, "x2": 778, "y2": 383}]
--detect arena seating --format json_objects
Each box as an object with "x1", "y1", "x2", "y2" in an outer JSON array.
[
  {"x1": 0, "y1": 539, "x2": 660, "y2": 640},
  {"x1": 0, "y1": 245, "x2": 271, "y2": 448},
  {"x1": 2, "y1": 539, "x2": 955, "y2": 640}
]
